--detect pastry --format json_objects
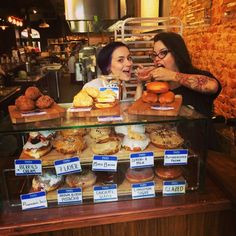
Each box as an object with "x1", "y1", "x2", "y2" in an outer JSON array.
[
  {"x1": 91, "y1": 136, "x2": 121, "y2": 155},
  {"x1": 73, "y1": 91, "x2": 93, "y2": 107},
  {"x1": 29, "y1": 130, "x2": 56, "y2": 141},
  {"x1": 125, "y1": 168, "x2": 154, "y2": 183},
  {"x1": 82, "y1": 87, "x2": 99, "y2": 98},
  {"x1": 65, "y1": 169, "x2": 97, "y2": 188},
  {"x1": 25, "y1": 86, "x2": 42, "y2": 100},
  {"x1": 95, "y1": 89, "x2": 117, "y2": 109},
  {"x1": 60, "y1": 128, "x2": 87, "y2": 137},
  {"x1": 158, "y1": 91, "x2": 175, "y2": 104},
  {"x1": 146, "y1": 81, "x2": 169, "y2": 94},
  {"x1": 142, "y1": 91, "x2": 158, "y2": 103},
  {"x1": 15, "y1": 95, "x2": 35, "y2": 111},
  {"x1": 32, "y1": 169, "x2": 64, "y2": 192},
  {"x1": 122, "y1": 134, "x2": 150, "y2": 152},
  {"x1": 136, "y1": 66, "x2": 155, "y2": 81},
  {"x1": 36, "y1": 95, "x2": 54, "y2": 109},
  {"x1": 89, "y1": 127, "x2": 111, "y2": 142},
  {"x1": 145, "y1": 123, "x2": 175, "y2": 133},
  {"x1": 23, "y1": 137, "x2": 52, "y2": 159},
  {"x1": 53, "y1": 135, "x2": 86, "y2": 154},
  {"x1": 149, "y1": 129, "x2": 184, "y2": 149},
  {"x1": 155, "y1": 165, "x2": 182, "y2": 180},
  {"x1": 115, "y1": 125, "x2": 145, "y2": 137}
]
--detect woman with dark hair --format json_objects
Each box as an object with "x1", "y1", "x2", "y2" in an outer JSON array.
[
  {"x1": 137, "y1": 32, "x2": 221, "y2": 117},
  {"x1": 84, "y1": 42, "x2": 133, "y2": 87}
]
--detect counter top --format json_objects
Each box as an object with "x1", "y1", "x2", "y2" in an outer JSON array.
[{"x1": 0, "y1": 175, "x2": 231, "y2": 235}]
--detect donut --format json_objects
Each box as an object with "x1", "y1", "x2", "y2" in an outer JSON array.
[
  {"x1": 32, "y1": 169, "x2": 64, "y2": 192},
  {"x1": 29, "y1": 130, "x2": 56, "y2": 140},
  {"x1": 136, "y1": 66, "x2": 155, "y2": 81},
  {"x1": 91, "y1": 136, "x2": 121, "y2": 155},
  {"x1": 145, "y1": 123, "x2": 175, "y2": 133},
  {"x1": 65, "y1": 170, "x2": 97, "y2": 188},
  {"x1": 115, "y1": 125, "x2": 145, "y2": 136},
  {"x1": 60, "y1": 128, "x2": 87, "y2": 137},
  {"x1": 125, "y1": 168, "x2": 154, "y2": 183},
  {"x1": 15, "y1": 95, "x2": 35, "y2": 111},
  {"x1": 23, "y1": 137, "x2": 52, "y2": 159},
  {"x1": 149, "y1": 129, "x2": 184, "y2": 149},
  {"x1": 146, "y1": 81, "x2": 169, "y2": 94},
  {"x1": 158, "y1": 91, "x2": 175, "y2": 104},
  {"x1": 122, "y1": 135, "x2": 150, "y2": 152},
  {"x1": 155, "y1": 166, "x2": 182, "y2": 180},
  {"x1": 25, "y1": 86, "x2": 42, "y2": 100},
  {"x1": 142, "y1": 91, "x2": 158, "y2": 103},
  {"x1": 89, "y1": 127, "x2": 111, "y2": 142},
  {"x1": 53, "y1": 135, "x2": 86, "y2": 154},
  {"x1": 36, "y1": 95, "x2": 54, "y2": 109},
  {"x1": 96, "y1": 172, "x2": 118, "y2": 185}
]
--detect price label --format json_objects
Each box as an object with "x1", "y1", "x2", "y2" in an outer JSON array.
[
  {"x1": 162, "y1": 180, "x2": 186, "y2": 196},
  {"x1": 57, "y1": 188, "x2": 82, "y2": 205},
  {"x1": 97, "y1": 116, "x2": 123, "y2": 122},
  {"x1": 15, "y1": 160, "x2": 42, "y2": 176},
  {"x1": 131, "y1": 181, "x2": 155, "y2": 199},
  {"x1": 130, "y1": 152, "x2": 154, "y2": 169},
  {"x1": 68, "y1": 107, "x2": 92, "y2": 112},
  {"x1": 20, "y1": 191, "x2": 47, "y2": 210},
  {"x1": 93, "y1": 184, "x2": 118, "y2": 203},
  {"x1": 164, "y1": 149, "x2": 188, "y2": 166},
  {"x1": 92, "y1": 155, "x2": 117, "y2": 172},
  {"x1": 54, "y1": 157, "x2": 81, "y2": 176}
]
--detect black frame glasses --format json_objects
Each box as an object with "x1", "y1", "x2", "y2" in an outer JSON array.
[{"x1": 149, "y1": 49, "x2": 171, "y2": 60}]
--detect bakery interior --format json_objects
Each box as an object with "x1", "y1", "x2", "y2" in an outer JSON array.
[{"x1": 0, "y1": 0, "x2": 236, "y2": 235}]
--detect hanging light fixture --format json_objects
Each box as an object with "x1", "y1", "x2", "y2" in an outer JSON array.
[
  {"x1": 0, "y1": 18, "x2": 9, "y2": 30},
  {"x1": 7, "y1": 16, "x2": 23, "y2": 28},
  {"x1": 39, "y1": 19, "x2": 50, "y2": 28}
]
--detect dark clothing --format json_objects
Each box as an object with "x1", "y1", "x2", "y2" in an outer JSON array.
[{"x1": 172, "y1": 69, "x2": 222, "y2": 117}]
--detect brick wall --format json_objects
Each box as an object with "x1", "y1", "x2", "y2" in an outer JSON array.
[{"x1": 170, "y1": 0, "x2": 236, "y2": 118}]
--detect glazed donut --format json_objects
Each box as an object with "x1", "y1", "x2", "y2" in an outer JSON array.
[
  {"x1": 60, "y1": 128, "x2": 87, "y2": 137},
  {"x1": 65, "y1": 170, "x2": 97, "y2": 188},
  {"x1": 158, "y1": 91, "x2": 175, "y2": 104},
  {"x1": 142, "y1": 91, "x2": 158, "y2": 103},
  {"x1": 91, "y1": 136, "x2": 121, "y2": 155},
  {"x1": 36, "y1": 95, "x2": 54, "y2": 109},
  {"x1": 23, "y1": 137, "x2": 52, "y2": 159},
  {"x1": 146, "y1": 81, "x2": 169, "y2": 94},
  {"x1": 89, "y1": 127, "x2": 111, "y2": 142},
  {"x1": 122, "y1": 135, "x2": 150, "y2": 152},
  {"x1": 25, "y1": 86, "x2": 42, "y2": 100},
  {"x1": 53, "y1": 135, "x2": 86, "y2": 154},
  {"x1": 125, "y1": 168, "x2": 154, "y2": 183},
  {"x1": 115, "y1": 125, "x2": 145, "y2": 136},
  {"x1": 32, "y1": 169, "x2": 64, "y2": 192},
  {"x1": 155, "y1": 165, "x2": 182, "y2": 180},
  {"x1": 15, "y1": 95, "x2": 35, "y2": 111}
]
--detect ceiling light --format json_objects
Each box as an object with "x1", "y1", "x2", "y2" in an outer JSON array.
[
  {"x1": 39, "y1": 19, "x2": 50, "y2": 28},
  {"x1": 0, "y1": 18, "x2": 9, "y2": 30}
]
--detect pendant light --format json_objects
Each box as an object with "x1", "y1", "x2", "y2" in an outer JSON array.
[{"x1": 39, "y1": 19, "x2": 50, "y2": 28}]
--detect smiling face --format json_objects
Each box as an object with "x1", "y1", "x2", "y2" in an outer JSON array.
[
  {"x1": 153, "y1": 41, "x2": 179, "y2": 72},
  {"x1": 109, "y1": 46, "x2": 133, "y2": 81}
]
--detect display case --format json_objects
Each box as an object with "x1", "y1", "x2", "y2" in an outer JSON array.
[{"x1": 0, "y1": 101, "x2": 208, "y2": 211}]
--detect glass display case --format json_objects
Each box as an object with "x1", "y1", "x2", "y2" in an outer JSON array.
[{"x1": 0, "y1": 102, "x2": 208, "y2": 210}]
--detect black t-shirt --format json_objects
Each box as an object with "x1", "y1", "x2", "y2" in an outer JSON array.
[{"x1": 172, "y1": 69, "x2": 222, "y2": 117}]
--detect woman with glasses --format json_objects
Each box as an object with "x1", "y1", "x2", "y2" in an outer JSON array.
[{"x1": 137, "y1": 32, "x2": 221, "y2": 117}]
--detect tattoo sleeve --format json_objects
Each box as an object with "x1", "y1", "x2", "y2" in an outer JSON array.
[{"x1": 175, "y1": 72, "x2": 217, "y2": 93}]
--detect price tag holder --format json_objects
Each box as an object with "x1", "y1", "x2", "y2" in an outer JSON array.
[
  {"x1": 93, "y1": 184, "x2": 118, "y2": 203},
  {"x1": 162, "y1": 180, "x2": 186, "y2": 196},
  {"x1": 57, "y1": 188, "x2": 82, "y2": 205},
  {"x1": 130, "y1": 152, "x2": 154, "y2": 169},
  {"x1": 131, "y1": 181, "x2": 155, "y2": 199},
  {"x1": 15, "y1": 160, "x2": 42, "y2": 176},
  {"x1": 20, "y1": 191, "x2": 47, "y2": 210},
  {"x1": 92, "y1": 155, "x2": 117, "y2": 172},
  {"x1": 97, "y1": 116, "x2": 123, "y2": 122},
  {"x1": 54, "y1": 157, "x2": 81, "y2": 176},
  {"x1": 164, "y1": 149, "x2": 188, "y2": 166}
]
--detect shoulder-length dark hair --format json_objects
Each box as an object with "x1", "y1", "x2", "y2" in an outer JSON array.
[
  {"x1": 97, "y1": 42, "x2": 129, "y2": 75},
  {"x1": 153, "y1": 32, "x2": 195, "y2": 73}
]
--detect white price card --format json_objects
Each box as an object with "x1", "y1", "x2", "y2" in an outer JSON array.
[
  {"x1": 131, "y1": 181, "x2": 155, "y2": 199},
  {"x1": 20, "y1": 191, "x2": 47, "y2": 210},
  {"x1": 15, "y1": 160, "x2": 42, "y2": 176},
  {"x1": 97, "y1": 116, "x2": 123, "y2": 122},
  {"x1": 57, "y1": 188, "x2": 82, "y2": 205},
  {"x1": 164, "y1": 149, "x2": 188, "y2": 166},
  {"x1": 151, "y1": 105, "x2": 174, "y2": 111},
  {"x1": 54, "y1": 157, "x2": 81, "y2": 176},
  {"x1": 21, "y1": 110, "x2": 47, "y2": 117},
  {"x1": 130, "y1": 152, "x2": 154, "y2": 169},
  {"x1": 92, "y1": 155, "x2": 117, "y2": 172},
  {"x1": 93, "y1": 184, "x2": 118, "y2": 203},
  {"x1": 162, "y1": 180, "x2": 186, "y2": 196},
  {"x1": 67, "y1": 107, "x2": 92, "y2": 112}
]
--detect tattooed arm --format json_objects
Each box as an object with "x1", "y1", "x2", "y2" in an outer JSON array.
[{"x1": 175, "y1": 72, "x2": 219, "y2": 94}]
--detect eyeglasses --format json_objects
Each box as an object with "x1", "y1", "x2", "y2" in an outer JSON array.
[{"x1": 149, "y1": 49, "x2": 171, "y2": 60}]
